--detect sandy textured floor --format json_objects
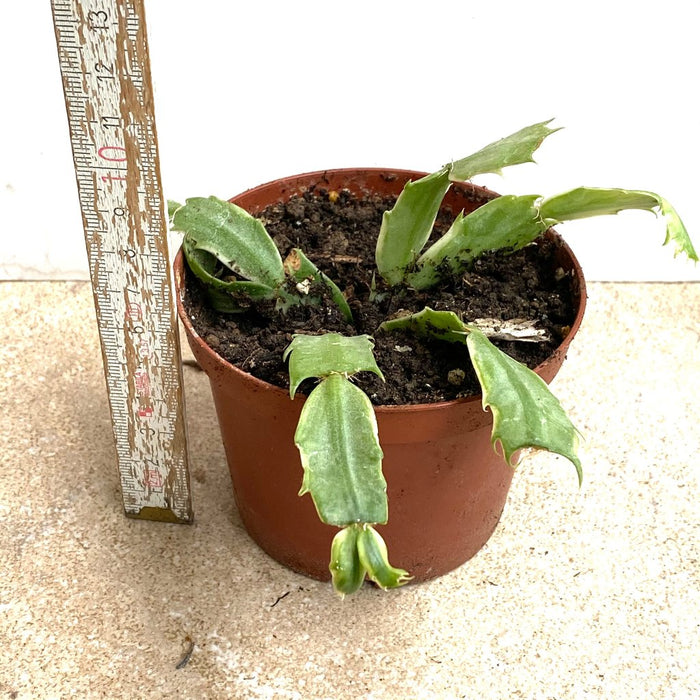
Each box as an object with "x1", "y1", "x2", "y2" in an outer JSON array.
[{"x1": 1, "y1": 281, "x2": 698, "y2": 699}]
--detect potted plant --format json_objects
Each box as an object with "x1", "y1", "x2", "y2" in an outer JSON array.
[{"x1": 170, "y1": 120, "x2": 696, "y2": 595}]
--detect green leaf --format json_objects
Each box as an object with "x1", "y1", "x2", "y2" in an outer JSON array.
[
  {"x1": 356, "y1": 525, "x2": 411, "y2": 590},
  {"x1": 383, "y1": 309, "x2": 582, "y2": 483},
  {"x1": 200, "y1": 283, "x2": 276, "y2": 314},
  {"x1": 373, "y1": 120, "x2": 561, "y2": 287},
  {"x1": 466, "y1": 328, "x2": 582, "y2": 484},
  {"x1": 449, "y1": 119, "x2": 562, "y2": 181},
  {"x1": 284, "y1": 333, "x2": 384, "y2": 398},
  {"x1": 172, "y1": 196, "x2": 286, "y2": 289},
  {"x1": 283, "y1": 248, "x2": 353, "y2": 322},
  {"x1": 381, "y1": 307, "x2": 550, "y2": 343},
  {"x1": 541, "y1": 187, "x2": 697, "y2": 262},
  {"x1": 182, "y1": 235, "x2": 276, "y2": 312},
  {"x1": 380, "y1": 307, "x2": 467, "y2": 343},
  {"x1": 167, "y1": 199, "x2": 182, "y2": 222},
  {"x1": 407, "y1": 195, "x2": 546, "y2": 290},
  {"x1": 182, "y1": 234, "x2": 220, "y2": 282},
  {"x1": 329, "y1": 525, "x2": 366, "y2": 597},
  {"x1": 539, "y1": 187, "x2": 660, "y2": 221},
  {"x1": 658, "y1": 196, "x2": 698, "y2": 261},
  {"x1": 182, "y1": 238, "x2": 242, "y2": 313},
  {"x1": 294, "y1": 374, "x2": 388, "y2": 526},
  {"x1": 375, "y1": 168, "x2": 451, "y2": 286}
]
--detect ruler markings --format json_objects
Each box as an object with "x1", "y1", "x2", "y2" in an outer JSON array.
[{"x1": 51, "y1": 0, "x2": 193, "y2": 523}]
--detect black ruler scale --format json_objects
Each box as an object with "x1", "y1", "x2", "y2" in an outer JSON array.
[{"x1": 51, "y1": 0, "x2": 193, "y2": 523}]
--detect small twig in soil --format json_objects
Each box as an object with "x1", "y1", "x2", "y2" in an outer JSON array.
[
  {"x1": 270, "y1": 591, "x2": 291, "y2": 608},
  {"x1": 175, "y1": 636, "x2": 195, "y2": 669}
]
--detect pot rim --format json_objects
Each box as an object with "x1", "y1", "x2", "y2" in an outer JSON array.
[{"x1": 174, "y1": 167, "x2": 587, "y2": 414}]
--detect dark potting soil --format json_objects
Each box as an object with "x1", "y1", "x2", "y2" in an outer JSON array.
[{"x1": 182, "y1": 187, "x2": 578, "y2": 405}]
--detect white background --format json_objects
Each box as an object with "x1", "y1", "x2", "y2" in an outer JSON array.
[{"x1": 2, "y1": 0, "x2": 698, "y2": 280}]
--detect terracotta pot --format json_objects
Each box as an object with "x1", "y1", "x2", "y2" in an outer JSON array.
[{"x1": 174, "y1": 168, "x2": 587, "y2": 582}]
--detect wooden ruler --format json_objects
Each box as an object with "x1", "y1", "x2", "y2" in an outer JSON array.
[{"x1": 51, "y1": 0, "x2": 193, "y2": 523}]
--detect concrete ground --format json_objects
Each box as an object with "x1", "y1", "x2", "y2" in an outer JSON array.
[{"x1": 1, "y1": 281, "x2": 698, "y2": 699}]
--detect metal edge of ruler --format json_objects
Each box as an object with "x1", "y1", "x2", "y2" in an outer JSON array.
[{"x1": 50, "y1": 0, "x2": 193, "y2": 523}]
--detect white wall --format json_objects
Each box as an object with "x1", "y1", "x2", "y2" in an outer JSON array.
[{"x1": 2, "y1": 0, "x2": 698, "y2": 281}]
